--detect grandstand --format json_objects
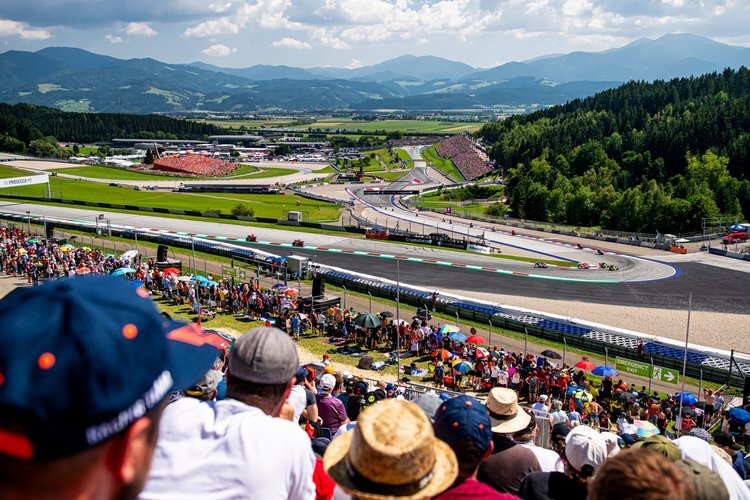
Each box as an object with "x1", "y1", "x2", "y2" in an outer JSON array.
[
  {"x1": 436, "y1": 134, "x2": 494, "y2": 181},
  {"x1": 153, "y1": 154, "x2": 237, "y2": 177}
]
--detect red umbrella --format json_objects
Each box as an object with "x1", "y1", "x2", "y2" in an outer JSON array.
[
  {"x1": 432, "y1": 349, "x2": 453, "y2": 360},
  {"x1": 162, "y1": 267, "x2": 181, "y2": 275},
  {"x1": 465, "y1": 335, "x2": 487, "y2": 345},
  {"x1": 575, "y1": 356, "x2": 597, "y2": 371},
  {"x1": 76, "y1": 267, "x2": 91, "y2": 275},
  {"x1": 475, "y1": 347, "x2": 490, "y2": 359}
]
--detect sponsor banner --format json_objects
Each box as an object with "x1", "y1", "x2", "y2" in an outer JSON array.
[
  {"x1": 467, "y1": 243, "x2": 491, "y2": 254},
  {"x1": 0, "y1": 175, "x2": 48, "y2": 189}
]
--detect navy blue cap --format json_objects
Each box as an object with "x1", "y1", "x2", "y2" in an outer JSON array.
[
  {"x1": 433, "y1": 395, "x2": 492, "y2": 452},
  {"x1": 0, "y1": 276, "x2": 219, "y2": 462}
]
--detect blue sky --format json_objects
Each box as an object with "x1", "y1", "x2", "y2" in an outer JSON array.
[{"x1": 0, "y1": 0, "x2": 748, "y2": 68}]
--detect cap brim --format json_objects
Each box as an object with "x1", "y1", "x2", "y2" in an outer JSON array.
[
  {"x1": 323, "y1": 431, "x2": 458, "y2": 500},
  {"x1": 490, "y1": 409, "x2": 532, "y2": 434},
  {"x1": 164, "y1": 321, "x2": 222, "y2": 391}
]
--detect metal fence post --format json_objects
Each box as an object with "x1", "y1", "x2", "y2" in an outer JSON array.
[
  {"x1": 648, "y1": 357, "x2": 654, "y2": 393},
  {"x1": 488, "y1": 320, "x2": 493, "y2": 346},
  {"x1": 368, "y1": 291, "x2": 372, "y2": 313},
  {"x1": 524, "y1": 327, "x2": 528, "y2": 356},
  {"x1": 562, "y1": 337, "x2": 567, "y2": 366},
  {"x1": 698, "y1": 369, "x2": 703, "y2": 401},
  {"x1": 343, "y1": 285, "x2": 347, "y2": 309},
  {"x1": 455, "y1": 310, "x2": 459, "y2": 328},
  {"x1": 605, "y1": 347, "x2": 609, "y2": 367}
]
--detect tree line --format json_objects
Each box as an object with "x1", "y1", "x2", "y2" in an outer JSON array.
[
  {"x1": 0, "y1": 103, "x2": 221, "y2": 156},
  {"x1": 479, "y1": 67, "x2": 750, "y2": 233}
]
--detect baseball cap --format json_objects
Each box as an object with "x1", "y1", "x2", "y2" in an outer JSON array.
[
  {"x1": 0, "y1": 276, "x2": 219, "y2": 462},
  {"x1": 353, "y1": 381, "x2": 369, "y2": 396},
  {"x1": 713, "y1": 430, "x2": 742, "y2": 450},
  {"x1": 295, "y1": 367, "x2": 309, "y2": 384},
  {"x1": 551, "y1": 422, "x2": 573, "y2": 443},
  {"x1": 228, "y1": 326, "x2": 298, "y2": 384},
  {"x1": 631, "y1": 435, "x2": 682, "y2": 461},
  {"x1": 564, "y1": 425, "x2": 608, "y2": 473},
  {"x1": 413, "y1": 393, "x2": 443, "y2": 422},
  {"x1": 320, "y1": 374, "x2": 336, "y2": 391},
  {"x1": 434, "y1": 395, "x2": 492, "y2": 452},
  {"x1": 185, "y1": 369, "x2": 223, "y2": 398}
]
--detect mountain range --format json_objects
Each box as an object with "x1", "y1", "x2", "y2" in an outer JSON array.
[{"x1": 0, "y1": 34, "x2": 748, "y2": 114}]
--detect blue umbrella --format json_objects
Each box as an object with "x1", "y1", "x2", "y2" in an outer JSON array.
[
  {"x1": 272, "y1": 283, "x2": 287, "y2": 289},
  {"x1": 728, "y1": 224, "x2": 746, "y2": 232},
  {"x1": 449, "y1": 332, "x2": 467, "y2": 342},
  {"x1": 591, "y1": 366, "x2": 619, "y2": 377},
  {"x1": 675, "y1": 392, "x2": 698, "y2": 406},
  {"x1": 192, "y1": 275, "x2": 209, "y2": 283},
  {"x1": 110, "y1": 267, "x2": 137, "y2": 277},
  {"x1": 729, "y1": 407, "x2": 750, "y2": 425}
]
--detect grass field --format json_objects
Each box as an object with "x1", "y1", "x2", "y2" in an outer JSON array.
[
  {"x1": 199, "y1": 118, "x2": 296, "y2": 128},
  {"x1": 288, "y1": 118, "x2": 485, "y2": 134},
  {"x1": 53, "y1": 164, "x2": 296, "y2": 181},
  {"x1": 370, "y1": 170, "x2": 409, "y2": 182},
  {"x1": 422, "y1": 145, "x2": 465, "y2": 182},
  {"x1": 0, "y1": 167, "x2": 341, "y2": 221},
  {"x1": 0, "y1": 165, "x2": 28, "y2": 179},
  {"x1": 395, "y1": 148, "x2": 414, "y2": 167}
]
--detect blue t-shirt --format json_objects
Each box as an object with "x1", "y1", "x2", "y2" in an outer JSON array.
[{"x1": 733, "y1": 451, "x2": 747, "y2": 480}]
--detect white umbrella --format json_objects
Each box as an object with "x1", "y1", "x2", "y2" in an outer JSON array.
[
  {"x1": 674, "y1": 238, "x2": 690, "y2": 244},
  {"x1": 121, "y1": 249, "x2": 139, "y2": 260}
]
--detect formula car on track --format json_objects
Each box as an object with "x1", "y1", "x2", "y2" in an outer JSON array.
[
  {"x1": 577, "y1": 262, "x2": 591, "y2": 269},
  {"x1": 292, "y1": 239, "x2": 304, "y2": 247},
  {"x1": 245, "y1": 234, "x2": 257, "y2": 242}
]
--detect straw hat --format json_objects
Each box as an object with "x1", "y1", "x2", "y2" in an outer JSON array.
[
  {"x1": 486, "y1": 387, "x2": 532, "y2": 434},
  {"x1": 323, "y1": 399, "x2": 458, "y2": 499}
]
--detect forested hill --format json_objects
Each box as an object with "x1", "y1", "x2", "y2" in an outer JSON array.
[
  {"x1": 0, "y1": 103, "x2": 220, "y2": 145},
  {"x1": 479, "y1": 67, "x2": 750, "y2": 233}
]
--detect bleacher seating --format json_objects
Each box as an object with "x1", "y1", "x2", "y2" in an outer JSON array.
[
  {"x1": 435, "y1": 134, "x2": 493, "y2": 181},
  {"x1": 153, "y1": 154, "x2": 236, "y2": 177}
]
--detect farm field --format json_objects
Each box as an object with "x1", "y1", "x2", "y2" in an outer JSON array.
[
  {"x1": 198, "y1": 118, "x2": 296, "y2": 128},
  {"x1": 0, "y1": 167, "x2": 341, "y2": 221},
  {"x1": 288, "y1": 118, "x2": 484, "y2": 134}
]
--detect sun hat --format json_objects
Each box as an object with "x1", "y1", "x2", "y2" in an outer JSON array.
[
  {"x1": 320, "y1": 374, "x2": 336, "y2": 391},
  {"x1": 564, "y1": 425, "x2": 608, "y2": 473},
  {"x1": 688, "y1": 427, "x2": 712, "y2": 442},
  {"x1": 0, "y1": 276, "x2": 219, "y2": 462},
  {"x1": 600, "y1": 432, "x2": 621, "y2": 457},
  {"x1": 184, "y1": 369, "x2": 223, "y2": 398},
  {"x1": 324, "y1": 365, "x2": 335, "y2": 374},
  {"x1": 324, "y1": 399, "x2": 458, "y2": 499},
  {"x1": 486, "y1": 387, "x2": 532, "y2": 434},
  {"x1": 434, "y1": 395, "x2": 492, "y2": 452},
  {"x1": 228, "y1": 326, "x2": 298, "y2": 384}
]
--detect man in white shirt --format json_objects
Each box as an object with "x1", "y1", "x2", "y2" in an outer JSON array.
[
  {"x1": 513, "y1": 413, "x2": 565, "y2": 473},
  {"x1": 141, "y1": 327, "x2": 316, "y2": 500}
]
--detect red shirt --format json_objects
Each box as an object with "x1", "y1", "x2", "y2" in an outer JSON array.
[{"x1": 434, "y1": 478, "x2": 519, "y2": 499}]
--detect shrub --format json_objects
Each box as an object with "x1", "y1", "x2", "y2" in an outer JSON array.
[{"x1": 231, "y1": 203, "x2": 255, "y2": 217}]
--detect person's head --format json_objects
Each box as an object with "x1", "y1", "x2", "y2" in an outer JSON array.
[
  {"x1": 0, "y1": 277, "x2": 218, "y2": 499},
  {"x1": 434, "y1": 396, "x2": 493, "y2": 478},
  {"x1": 712, "y1": 431, "x2": 742, "y2": 455},
  {"x1": 486, "y1": 388, "x2": 532, "y2": 437},
  {"x1": 319, "y1": 374, "x2": 336, "y2": 394},
  {"x1": 225, "y1": 326, "x2": 299, "y2": 416},
  {"x1": 184, "y1": 369, "x2": 222, "y2": 401},
  {"x1": 563, "y1": 425, "x2": 608, "y2": 481},
  {"x1": 324, "y1": 400, "x2": 458, "y2": 498},
  {"x1": 550, "y1": 422, "x2": 573, "y2": 455},
  {"x1": 589, "y1": 449, "x2": 693, "y2": 500},
  {"x1": 512, "y1": 409, "x2": 537, "y2": 444}
]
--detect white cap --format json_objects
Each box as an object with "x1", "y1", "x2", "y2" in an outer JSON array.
[
  {"x1": 539, "y1": 394, "x2": 549, "y2": 402},
  {"x1": 564, "y1": 425, "x2": 608, "y2": 472},
  {"x1": 600, "y1": 432, "x2": 621, "y2": 457},
  {"x1": 320, "y1": 374, "x2": 336, "y2": 391}
]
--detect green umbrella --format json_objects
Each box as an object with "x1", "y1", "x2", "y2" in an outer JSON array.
[{"x1": 353, "y1": 313, "x2": 380, "y2": 329}]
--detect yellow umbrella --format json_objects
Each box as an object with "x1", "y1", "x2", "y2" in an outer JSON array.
[{"x1": 59, "y1": 246, "x2": 71, "y2": 252}]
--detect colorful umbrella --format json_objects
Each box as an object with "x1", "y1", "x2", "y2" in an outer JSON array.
[
  {"x1": 59, "y1": 246, "x2": 72, "y2": 252},
  {"x1": 675, "y1": 392, "x2": 698, "y2": 406},
  {"x1": 272, "y1": 283, "x2": 287, "y2": 289},
  {"x1": 110, "y1": 267, "x2": 137, "y2": 277},
  {"x1": 80, "y1": 246, "x2": 91, "y2": 251},
  {"x1": 177, "y1": 276, "x2": 193, "y2": 282},
  {"x1": 439, "y1": 324, "x2": 460, "y2": 335},
  {"x1": 573, "y1": 389, "x2": 593, "y2": 403},
  {"x1": 432, "y1": 349, "x2": 453, "y2": 360},
  {"x1": 449, "y1": 332, "x2": 467, "y2": 342},
  {"x1": 62, "y1": 243, "x2": 75, "y2": 249},
  {"x1": 632, "y1": 420, "x2": 659, "y2": 438},
  {"x1": 575, "y1": 356, "x2": 596, "y2": 371},
  {"x1": 452, "y1": 361, "x2": 473, "y2": 373},
  {"x1": 591, "y1": 366, "x2": 619, "y2": 377},
  {"x1": 475, "y1": 347, "x2": 490, "y2": 359},
  {"x1": 465, "y1": 335, "x2": 487, "y2": 345},
  {"x1": 284, "y1": 288, "x2": 298, "y2": 296},
  {"x1": 76, "y1": 267, "x2": 91, "y2": 275},
  {"x1": 162, "y1": 267, "x2": 181, "y2": 275}
]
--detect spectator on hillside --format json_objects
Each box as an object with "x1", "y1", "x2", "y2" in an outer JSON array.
[
  {"x1": 0, "y1": 277, "x2": 218, "y2": 499},
  {"x1": 713, "y1": 431, "x2": 747, "y2": 480},
  {"x1": 433, "y1": 395, "x2": 516, "y2": 499},
  {"x1": 141, "y1": 326, "x2": 315, "y2": 499},
  {"x1": 317, "y1": 374, "x2": 349, "y2": 437},
  {"x1": 289, "y1": 367, "x2": 319, "y2": 425},
  {"x1": 478, "y1": 388, "x2": 542, "y2": 495},
  {"x1": 323, "y1": 399, "x2": 458, "y2": 499}
]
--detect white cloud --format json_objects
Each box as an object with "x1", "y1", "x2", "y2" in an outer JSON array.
[
  {"x1": 182, "y1": 17, "x2": 239, "y2": 38},
  {"x1": 310, "y1": 27, "x2": 351, "y2": 49},
  {"x1": 344, "y1": 58, "x2": 362, "y2": 69},
  {"x1": 124, "y1": 22, "x2": 157, "y2": 37},
  {"x1": 272, "y1": 37, "x2": 311, "y2": 49},
  {"x1": 236, "y1": 0, "x2": 305, "y2": 30},
  {"x1": 104, "y1": 34, "x2": 123, "y2": 43},
  {"x1": 0, "y1": 19, "x2": 51, "y2": 40},
  {"x1": 209, "y1": 2, "x2": 233, "y2": 13},
  {"x1": 202, "y1": 43, "x2": 237, "y2": 57}
]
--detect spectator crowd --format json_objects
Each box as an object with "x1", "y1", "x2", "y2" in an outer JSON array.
[
  {"x1": 436, "y1": 134, "x2": 494, "y2": 181},
  {"x1": 153, "y1": 153, "x2": 237, "y2": 177}
]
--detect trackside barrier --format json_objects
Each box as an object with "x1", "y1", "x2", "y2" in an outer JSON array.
[{"x1": 9, "y1": 210, "x2": 746, "y2": 390}]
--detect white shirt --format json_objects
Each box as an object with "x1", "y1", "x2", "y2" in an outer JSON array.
[
  {"x1": 288, "y1": 385, "x2": 309, "y2": 424},
  {"x1": 520, "y1": 442, "x2": 565, "y2": 473},
  {"x1": 140, "y1": 398, "x2": 315, "y2": 500}
]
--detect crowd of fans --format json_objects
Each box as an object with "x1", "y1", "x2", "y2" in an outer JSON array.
[
  {"x1": 153, "y1": 153, "x2": 237, "y2": 177},
  {"x1": 4, "y1": 227, "x2": 750, "y2": 499},
  {"x1": 436, "y1": 134, "x2": 494, "y2": 181}
]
